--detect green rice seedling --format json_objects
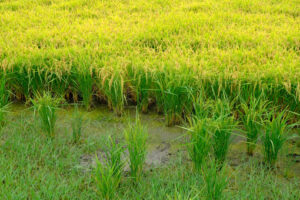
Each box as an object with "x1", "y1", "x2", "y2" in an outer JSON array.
[
  {"x1": 105, "y1": 135, "x2": 124, "y2": 180},
  {"x1": 212, "y1": 108, "x2": 236, "y2": 168},
  {"x1": 94, "y1": 156, "x2": 122, "y2": 200},
  {"x1": 73, "y1": 67, "x2": 94, "y2": 110},
  {"x1": 240, "y1": 95, "x2": 269, "y2": 156},
  {"x1": 212, "y1": 98, "x2": 231, "y2": 120},
  {"x1": 31, "y1": 92, "x2": 60, "y2": 138},
  {"x1": 94, "y1": 135, "x2": 124, "y2": 199},
  {"x1": 262, "y1": 111, "x2": 290, "y2": 168},
  {"x1": 193, "y1": 89, "x2": 213, "y2": 120},
  {"x1": 124, "y1": 117, "x2": 148, "y2": 182},
  {"x1": 202, "y1": 159, "x2": 228, "y2": 200},
  {"x1": 188, "y1": 118, "x2": 212, "y2": 171},
  {"x1": 71, "y1": 105, "x2": 84, "y2": 143},
  {"x1": 155, "y1": 68, "x2": 195, "y2": 126}
]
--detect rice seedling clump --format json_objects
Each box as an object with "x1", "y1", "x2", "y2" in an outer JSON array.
[
  {"x1": 31, "y1": 92, "x2": 61, "y2": 138},
  {"x1": 124, "y1": 117, "x2": 148, "y2": 183}
]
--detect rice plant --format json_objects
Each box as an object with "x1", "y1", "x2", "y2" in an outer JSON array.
[
  {"x1": 71, "y1": 105, "x2": 84, "y2": 143},
  {"x1": 202, "y1": 159, "x2": 228, "y2": 200},
  {"x1": 73, "y1": 67, "x2": 94, "y2": 110},
  {"x1": 212, "y1": 98, "x2": 231, "y2": 120},
  {"x1": 127, "y1": 65, "x2": 153, "y2": 113},
  {"x1": 99, "y1": 68, "x2": 125, "y2": 116},
  {"x1": 94, "y1": 157, "x2": 122, "y2": 200},
  {"x1": 8, "y1": 69, "x2": 31, "y2": 102},
  {"x1": 94, "y1": 135, "x2": 124, "y2": 199},
  {"x1": 31, "y1": 92, "x2": 60, "y2": 138},
  {"x1": 124, "y1": 117, "x2": 148, "y2": 182},
  {"x1": 240, "y1": 96, "x2": 269, "y2": 156},
  {"x1": 188, "y1": 118, "x2": 212, "y2": 171},
  {"x1": 262, "y1": 111, "x2": 289, "y2": 168},
  {"x1": 0, "y1": 75, "x2": 9, "y2": 107},
  {"x1": 193, "y1": 89, "x2": 213, "y2": 120},
  {"x1": 155, "y1": 68, "x2": 195, "y2": 126},
  {"x1": 211, "y1": 105, "x2": 236, "y2": 168},
  {"x1": 106, "y1": 136, "x2": 124, "y2": 179},
  {"x1": 0, "y1": 75, "x2": 10, "y2": 129}
]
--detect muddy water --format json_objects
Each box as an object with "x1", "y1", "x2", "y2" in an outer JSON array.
[{"x1": 6, "y1": 104, "x2": 300, "y2": 177}]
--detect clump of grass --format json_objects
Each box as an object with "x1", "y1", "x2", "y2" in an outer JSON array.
[
  {"x1": 31, "y1": 92, "x2": 60, "y2": 138},
  {"x1": 94, "y1": 135, "x2": 124, "y2": 200},
  {"x1": 212, "y1": 98, "x2": 232, "y2": 120},
  {"x1": 124, "y1": 117, "x2": 148, "y2": 182},
  {"x1": 188, "y1": 118, "x2": 211, "y2": 171},
  {"x1": 202, "y1": 159, "x2": 228, "y2": 200},
  {"x1": 106, "y1": 136, "x2": 124, "y2": 180},
  {"x1": 71, "y1": 105, "x2": 84, "y2": 143},
  {"x1": 212, "y1": 116, "x2": 235, "y2": 168},
  {"x1": 94, "y1": 159, "x2": 122, "y2": 200},
  {"x1": 193, "y1": 90, "x2": 212, "y2": 120},
  {"x1": 155, "y1": 68, "x2": 195, "y2": 126},
  {"x1": 211, "y1": 99, "x2": 236, "y2": 168},
  {"x1": 262, "y1": 111, "x2": 289, "y2": 168},
  {"x1": 240, "y1": 95, "x2": 268, "y2": 156}
]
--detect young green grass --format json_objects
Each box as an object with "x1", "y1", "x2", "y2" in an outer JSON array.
[
  {"x1": 94, "y1": 156, "x2": 122, "y2": 200},
  {"x1": 94, "y1": 135, "x2": 124, "y2": 200},
  {"x1": 124, "y1": 117, "x2": 148, "y2": 183},
  {"x1": 202, "y1": 159, "x2": 228, "y2": 200},
  {"x1": 0, "y1": 109, "x2": 299, "y2": 199},
  {"x1": 71, "y1": 105, "x2": 84, "y2": 144},
  {"x1": 262, "y1": 110, "x2": 290, "y2": 168},
  {"x1": 105, "y1": 135, "x2": 124, "y2": 181},
  {"x1": 31, "y1": 92, "x2": 60, "y2": 138},
  {"x1": 212, "y1": 116, "x2": 235, "y2": 168},
  {"x1": 212, "y1": 98, "x2": 232, "y2": 120},
  {"x1": 211, "y1": 99, "x2": 236, "y2": 168},
  {"x1": 193, "y1": 89, "x2": 212, "y2": 120},
  {"x1": 188, "y1": 118, "x2": 211, "y2": 171},
  {"x1": 240, "y1": 95, "x2": 269, "y2": 156}
]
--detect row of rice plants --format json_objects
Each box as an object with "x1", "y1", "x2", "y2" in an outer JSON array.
[
  {"x1": 188, "y1": 98, "x2": 297, "y2": 170},
  {"x1": 1, "y1": 66, "x2": 299, "y2": 126}
]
